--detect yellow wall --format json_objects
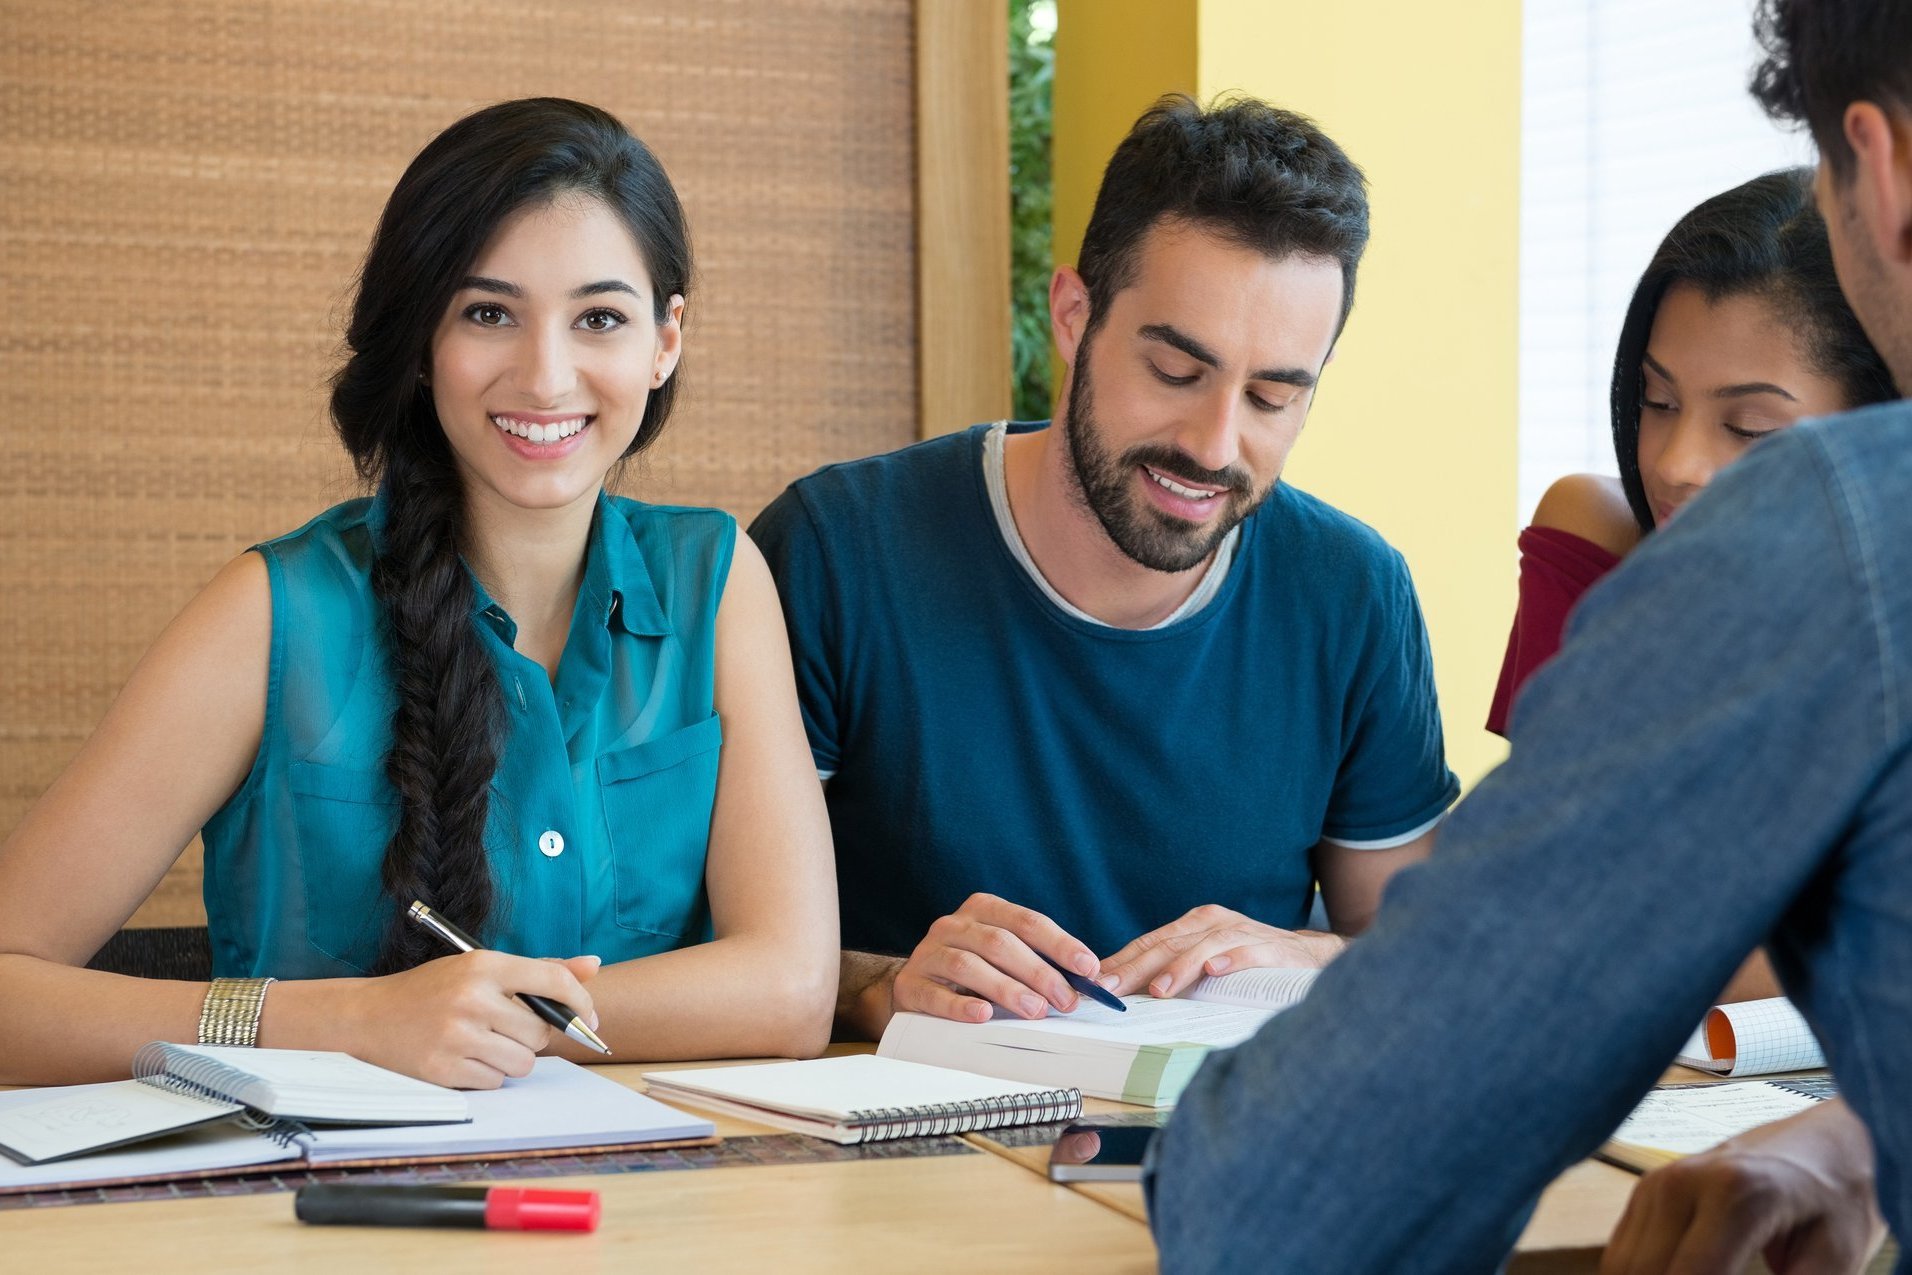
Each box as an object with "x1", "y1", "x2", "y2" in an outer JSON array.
[{"x1": 1054, "y1": 0, "x2": 1519, "y2": 785}]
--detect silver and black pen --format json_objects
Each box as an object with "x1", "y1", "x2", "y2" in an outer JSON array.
[{"x1": 405, "y1": 900, "x2": 612, "y2": 1055}]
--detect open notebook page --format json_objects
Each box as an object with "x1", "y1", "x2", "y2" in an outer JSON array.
[
  {"x1": 296, "y1": 1056, "x2": 713, "y2": 1162},
  {"x1": 1608, "y1": 1081, "x2": 1821, "y2": 1160},
  {"x1": 0, "y1": 1081, "x2": 242, "y2": 1165},
  {"x1": 0, "y1": 1083, "x2": 286, "y2": 1187}
]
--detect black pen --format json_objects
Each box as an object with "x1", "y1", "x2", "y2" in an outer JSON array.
[
  {"x1": 405, "y1": 900, "x2": 612, "y2": 1054},
  {"x1": 1043, "y1": 952, "x2": 1127, "y2": 1013}
]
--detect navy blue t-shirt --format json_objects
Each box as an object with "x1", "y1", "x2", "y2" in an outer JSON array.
[{"x1": 749, "y1": 422, "x2": 1459, "y2": 958}]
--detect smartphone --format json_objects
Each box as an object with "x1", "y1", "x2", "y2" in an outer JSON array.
[{"x1": 1045, "y1": 1122, "x2": 1159, "y2": 1182}]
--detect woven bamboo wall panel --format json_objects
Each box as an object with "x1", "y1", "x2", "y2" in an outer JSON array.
[{"x1": 0, "y1": 0, "x2": 917, "y2": 924}]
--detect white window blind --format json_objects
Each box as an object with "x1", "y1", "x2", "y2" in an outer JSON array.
[{"x1": 1518, "y1": 0, "x2": 1813, "y2": 523}]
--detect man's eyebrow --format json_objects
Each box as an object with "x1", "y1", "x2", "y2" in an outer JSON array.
[
  {"x1": 1138, "y1": 323, "x2": 1316, "y2": 389},
  {"x1": 454, "y1": 277, "x2": 641, "y2": 301},
  {"x1": 1712, "y1": 380, "x2": 1798, "y2": 402},
  {"x1": 1140, "y1": 323, "x2": 1220, "y2": 369}
]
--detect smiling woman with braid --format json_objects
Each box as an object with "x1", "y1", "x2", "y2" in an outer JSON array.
[{"x1": 0, "y1": 99, "x2": 837, "y2": 1087}]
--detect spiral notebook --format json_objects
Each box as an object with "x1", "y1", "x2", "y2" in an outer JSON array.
[
  {"x1": 641, "y1": 1054, "x2": 1082, "y2": 1144},
  {"x1": 0, "y1": 1043, "x2": 469, "y2": 1166},
  {"x1": 0, "y1": 1053, "x2": 714, "y2": 1192},
  {"x1": 1598, "y1": 1075, "x2": 1837, "y2": 1173}
]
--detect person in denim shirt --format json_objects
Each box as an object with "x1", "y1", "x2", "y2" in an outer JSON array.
[{"x1": 1146, "y1": 2, "x2": 1912, "y2": 1270}]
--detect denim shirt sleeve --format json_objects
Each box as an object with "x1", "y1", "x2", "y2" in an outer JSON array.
[{"x1": 1144, "y1": 426, "x2": 1901, "y2": 1273}]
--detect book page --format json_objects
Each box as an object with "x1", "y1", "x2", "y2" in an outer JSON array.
[
  {"x1": 1609, "y1": 1082, "x2": 1818, "y2": 1158},
  {"x1": 1185, "y1": 967, "x2": 1320, "y2": 1010},
  {"x1": 1010, "y1": 996, "x2": 1279, "y2": 1048},
  {"x1": 0, "y1": 1081, "x2": 244, "y2": 1169}
]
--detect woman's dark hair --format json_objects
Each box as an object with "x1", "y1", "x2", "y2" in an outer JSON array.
[
  {"x1": 1077, "y1": 95, "x2": 1369, "y2": 342},
  {"x1": 1752, "y1": 0, "x2": 1912, "y2": 182},
  {"x1": 330, "y1": 98, "x2": 693, "y2": 973},
  {"x1": 1610, "y1": 167, "x2": 1895, "y2": 532}
]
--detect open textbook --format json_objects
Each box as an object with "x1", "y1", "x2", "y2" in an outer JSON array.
[
  {"x1": 0, "y1": 1054, "x2": 714, "y2": 1193},
  {"x1": 878, "y1": 966, "x2": 1320, "y2": 1106},
  {"x1": 1676, "y1": 996, "x2": 1825, "y2": 1076}
]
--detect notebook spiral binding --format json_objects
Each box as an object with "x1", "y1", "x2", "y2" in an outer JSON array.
[
  {"x1": 1769, "y1": 1075, "x2": 1839, "y2": 1102},
  {"x1": 130, "y1": 1042, "x2": 314, "y2": 1150},
  {"x1": 840, "y1": 1088, "x2": 1083, "y2": 1142}
]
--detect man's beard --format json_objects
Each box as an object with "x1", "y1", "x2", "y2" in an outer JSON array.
[{"x1": 1063, "y1": 336, "x2": 1267, "y2": 574}]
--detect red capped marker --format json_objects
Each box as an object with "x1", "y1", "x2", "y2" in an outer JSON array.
[{"x1": 295, "y1": 1184, "x2": 600, "y2": 1232}]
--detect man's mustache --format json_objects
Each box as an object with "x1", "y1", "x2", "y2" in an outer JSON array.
[{"x1": 1125, "y1": 447, "x2": 1252, "y2": 495}]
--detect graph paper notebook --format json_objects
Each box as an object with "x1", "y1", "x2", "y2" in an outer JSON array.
[
  {"x1": 1598, "y1": 1076, "x2": 1836, "y2": 1174},
  {"x1": 877, "y1": 967, "x2": 1319, "y2": 1107},
  {"x1": 1675, "y1": 997, "x2": 1826, "y2": 1076},
  {"x1": 643, "y1": 1054, "x2": 1081, "y2": 1144},
  {"x1": 0, "y1": 1056, "x2": 713, "y2": 1192}
]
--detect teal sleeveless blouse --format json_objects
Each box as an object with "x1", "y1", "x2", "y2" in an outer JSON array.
[{"x1": 200, "y1": 493, "x2": 736, "y2": 978}]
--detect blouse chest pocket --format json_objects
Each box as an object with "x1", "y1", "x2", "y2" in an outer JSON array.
[
  {"x1": 288, "y1": 762, "x2": 400, "y2": 973},
  {"x1": 596, "y1": 715, "x2": 723, "y2": 940}
]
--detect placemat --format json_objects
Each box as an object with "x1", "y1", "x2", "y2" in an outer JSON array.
[{"x1": 977, "y1": 1110, "x2": 1173, "y2": 1151}]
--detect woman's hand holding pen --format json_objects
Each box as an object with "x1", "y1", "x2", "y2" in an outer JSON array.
[{"x1": 320, "y1": 952, "x2": 601, "y2": 1089}]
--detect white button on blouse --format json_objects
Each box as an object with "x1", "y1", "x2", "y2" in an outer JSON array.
[{"x1": 538, "y1": 830, "x2": 565, "y2": 858}]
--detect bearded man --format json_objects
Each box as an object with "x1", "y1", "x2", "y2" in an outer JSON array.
[{"x1": 750, "y1": 96, "x2": 1457, "y2": 1038}]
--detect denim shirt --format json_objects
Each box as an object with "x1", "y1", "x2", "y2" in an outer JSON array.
[
  {"x1": 201, "y1": 493, "x2": 736, "y2": 978},
  {"x1": 1146, "y1": 401, "x2": 1912, "y2": 1273}
]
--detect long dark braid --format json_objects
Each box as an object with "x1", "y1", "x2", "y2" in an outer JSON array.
[
  {"x1": 327, "y1": 98, "x2": 693, "y2": 973},
  {"x1": 365, "y1": 439, "x2": 505, "y2": 973}
]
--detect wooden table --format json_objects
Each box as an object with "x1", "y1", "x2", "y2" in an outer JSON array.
[
  {"x1": 6, "y1": 1055, "x2": 1879, "y2": 1274},
  {"x1": 966, "y1": 1091, "x2": 1648, "y2": 1275},
  {"x1": 3, "y1": 1054, "x2": 1153, "y2": 1275}
]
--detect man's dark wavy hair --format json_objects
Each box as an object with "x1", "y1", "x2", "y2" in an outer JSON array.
[
  {"x1": 1076, "y1": 95, "x2": 1369, "y2": 341},
  {"x1": 1751, "y1": 0, "x2": 1912, "y2": 180}
]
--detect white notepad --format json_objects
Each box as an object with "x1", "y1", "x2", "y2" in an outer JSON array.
[
  {"x1": 642, "y1": 1054, "x2": 1081, "y2": 1144},
  {"x1": 1676, "y1": 997, "x2": 1826, "y2": 1076}
]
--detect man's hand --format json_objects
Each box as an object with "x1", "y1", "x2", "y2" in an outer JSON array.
[
  {"x1": 887, "y1": 893, "x2": 1101, "y2": 1025},
  {"x1": 1602, "y1": 1099, "x2": 1884, "y2": 1275},
  {"x1": 1097, "y1": 904, "x2": 1345, "y2": 999}
]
